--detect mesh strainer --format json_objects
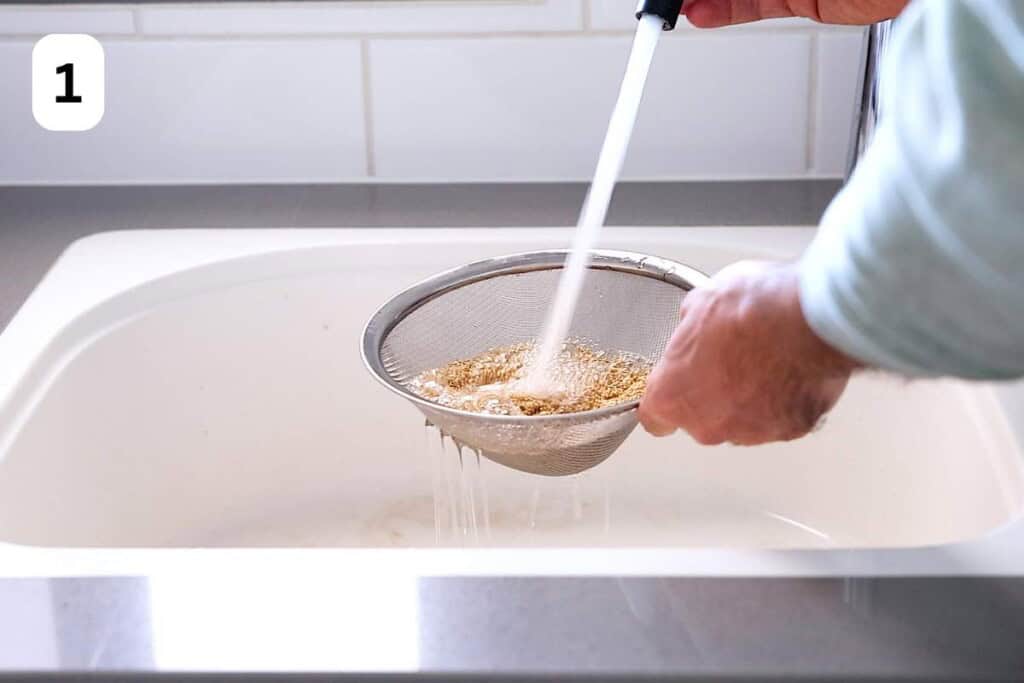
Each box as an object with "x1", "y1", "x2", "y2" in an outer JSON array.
[{"x1": 361, "y1": 250, "x2": 708, "y2": 476}]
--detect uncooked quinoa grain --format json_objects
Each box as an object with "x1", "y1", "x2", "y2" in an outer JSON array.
[{"x1": 408, "y1": 341, "x2": 650, "y2": 416}]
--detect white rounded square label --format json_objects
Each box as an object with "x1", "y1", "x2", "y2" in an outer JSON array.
[{"x1": 32, "y1": 34, "x2": 105, "y2": 132}]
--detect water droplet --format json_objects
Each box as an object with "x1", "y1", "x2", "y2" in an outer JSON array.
[
  {"x1": 528, "y1": 487, "x2": 541, "y2": 530},
  {"x1": 571, "y1": 477, "x2": 584, "y2": 521}
]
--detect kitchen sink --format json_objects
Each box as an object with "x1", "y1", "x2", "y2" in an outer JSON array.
[{"x1": 0, "y1": 228, "x2": 1022, "y2": 563}]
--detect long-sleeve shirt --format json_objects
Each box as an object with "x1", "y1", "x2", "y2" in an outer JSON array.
[{"x1": 798, "y1": 0, "x2": 1024, "y2": 379}]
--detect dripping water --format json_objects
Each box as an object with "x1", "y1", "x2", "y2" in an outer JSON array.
[
  {"x1": 475, "y1": 449, "x2": 493, "y2": 541},
  {"x1": 456, "y1": 442, "x2": 480, "y2": 541},
  {"x1": 426, "y1": 421, "x2": 444, "y2": 544},
  {"x1": 571, "y1": 477, "x2": 584, "y2": 522},
  {"x1": 424, "y1": 424, "x2": 615, "y2": 544},
  {"x1": 426, "y1": 423, "x2": 488, "y2": 546}
]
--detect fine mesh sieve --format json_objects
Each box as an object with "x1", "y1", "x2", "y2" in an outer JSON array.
[{"x1": 361, "y1": 250, "x2": 708, "y2": 476}]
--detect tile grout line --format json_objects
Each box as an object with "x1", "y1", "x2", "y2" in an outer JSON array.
[
  {"x1": 132, "y1": 6, "x2": 143, "y2": 35},
  {"x1": 805, "y1": 31, "x2": 819, "y2": 174},
  {"x1": 360, "y1": 38, "x2": 377, "y2": 178},
  {"x1": 581, "y1": 0, "x2": 591, "y2": 31},
  {"x1": 0, "y1": 174, "x2": 841, "y2": 187},
  {"x1": 0, "y1": 26, "x2": 823, "y2": 42}
]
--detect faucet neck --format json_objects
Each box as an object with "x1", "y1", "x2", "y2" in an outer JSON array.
[{"x1": 846, "y1": 20, "x2": 894, "y2": 182}]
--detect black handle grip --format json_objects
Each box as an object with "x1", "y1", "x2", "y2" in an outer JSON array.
[{"x1": 635, "y1": 0, "x2": 685, "y2": 30}]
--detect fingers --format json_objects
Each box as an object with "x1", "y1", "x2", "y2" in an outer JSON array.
[
  {"x1": 682, "y1": 0, "x2": 905, "y2": 27},
  {"x1": 682, "y1": 0, "x2": 790, "y2": 28},
  {"x1": 642, "y1": 290, "x2": 704, "y2": 439},
  {"x1": 641, "y1": 379, "x2": 728, "y2": 443},
  {"x1": 639, "y1": 365, "x2": 681, "y2": 437},
  {"x1": 638, "y1": 260, "x2": 853, "y2": 448},
  {"x1": 640, "y1": 354, "x2": 721, "y2": 441},
  {"x1": 638, "y1": 404, "x2": 678, "y2": 437},
  {"x1": 713, "y1": 259, "x2": 773, "y2": 280}
]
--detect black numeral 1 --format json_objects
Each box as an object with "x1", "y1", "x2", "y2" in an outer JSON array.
[{"x1": 55, "y1": 63, "x2": 82, "y2": 103}]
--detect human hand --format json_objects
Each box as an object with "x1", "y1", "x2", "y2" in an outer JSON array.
[
  {"x1": 639, "y1": 261, "x2": 858, "y2": 446},
  {"x1": 681, "y1": 0, "x2": 908, "y2": 27}
]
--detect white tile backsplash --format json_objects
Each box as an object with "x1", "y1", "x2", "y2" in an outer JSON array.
[
  {"x1": 0, "y1": 7, "x2": 135, "y2": 35},
  {"x1": 814, "y1": 30, "x2": 865, "y2": 176},
  {"x1": 0, "y1": 40, "x2": 366, "y2": 184},
  {"x1": 138, "y1": 0, "x2": 582, "y2": 36},
  {"x1": 370, "y1": 36, "x2": 622, "y2": 180},
  {"x1": 627, "y1": 33, "x2": 811, "y2": 178},
  {"x1": 371, "y1": 33, "x2": 810, "y2": 180},
  {"x1": 0, "y1": 1, "x2": 864, "y2": 184}
]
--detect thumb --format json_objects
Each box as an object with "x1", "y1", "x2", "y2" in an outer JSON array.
[{"x1": 639, "y1": 391, "x2": 678, "y2": 437}]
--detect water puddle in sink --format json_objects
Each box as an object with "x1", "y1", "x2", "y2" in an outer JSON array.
[
  {"x1": 193, "y1": 430, "x2": 837, "y2": 549},
  {"x1": 418, "y1": 424, "x2": 838, "y2": 549}
]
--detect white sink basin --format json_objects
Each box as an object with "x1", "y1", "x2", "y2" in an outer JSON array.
[{"x1": 1, "y1": 228, "x2": 1023, "y2": 573}]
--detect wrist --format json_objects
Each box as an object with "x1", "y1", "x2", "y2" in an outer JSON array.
[{"x1": 774, "y1": 263, "x2": 862, "y2": 376}]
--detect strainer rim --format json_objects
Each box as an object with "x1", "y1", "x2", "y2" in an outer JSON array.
[{"x1": 360, "y1": 249, "x2": 709, "y2": 425}]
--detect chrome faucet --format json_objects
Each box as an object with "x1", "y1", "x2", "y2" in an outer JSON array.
[{"x1": 846, "y1": 20, "x2": 894, "y2": 181}]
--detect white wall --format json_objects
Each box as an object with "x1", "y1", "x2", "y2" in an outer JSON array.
[{"x1": 0, "y1": 1, "x2": 865, "y2": 184}]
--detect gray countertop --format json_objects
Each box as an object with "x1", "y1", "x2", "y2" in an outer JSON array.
[
  {"x1": 1, "y1": 575, "x2": 1023, "y2": 680},
  {"x1": 7, "y1": 181, "x2": 1023, "y2": 682},
  {"x1": 0, "y1": 181, "x2": 839, "y2": 331}
]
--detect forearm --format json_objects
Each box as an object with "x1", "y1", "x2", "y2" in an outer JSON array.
[{"x1": 799, "y1": 0, "x2": 1024, "y2": 380}]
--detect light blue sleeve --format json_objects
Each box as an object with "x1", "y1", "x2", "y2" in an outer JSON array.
[{"x1": 798, "y1": 0, "x2": 1024, "y2": 380}]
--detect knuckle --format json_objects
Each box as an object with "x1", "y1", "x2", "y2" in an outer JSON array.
[
  {"x1": 644, "y1": 381, "x2": 672, "y2": 409},
  {"x1": 794, "y1": 395, "x2": 829, "y2": 436},
  {"x1": 689, "y1": 426, "x2": 726, "y2": 446},
  {"x1": 780, "y1": 412, "x2": 820, "y2": 442},
  {"x1": 637, "y1": 403, "x2": 660, "y2": 426},
  {"x1": 682, "y1": 285, "x2": 709, "y2": 307}
]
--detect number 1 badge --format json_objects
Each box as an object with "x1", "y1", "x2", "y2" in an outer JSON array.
[{"x1": 33, "y1": 34, "x2": 105, "y2": 132}]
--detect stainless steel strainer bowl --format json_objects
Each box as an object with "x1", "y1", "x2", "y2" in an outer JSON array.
[{"x1": 361, "y1": 250, "x2": 709, "y2": 476}]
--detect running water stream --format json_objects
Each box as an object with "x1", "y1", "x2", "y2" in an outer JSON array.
[
  {"x1": 426, "y1": 14, "x2": 667, "y2": 542},
  {"x1": 524, "y1": 13, "x2": 666, "y2": 391}
]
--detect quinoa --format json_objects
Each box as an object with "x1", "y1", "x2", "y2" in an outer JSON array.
[{"x1": 408, "y1": 341, "x2": 651, "y2": 416}]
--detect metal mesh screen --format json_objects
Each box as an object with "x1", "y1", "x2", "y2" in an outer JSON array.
[{"x1": 374, "y1": 261, "x2": 689, "y2": 476}]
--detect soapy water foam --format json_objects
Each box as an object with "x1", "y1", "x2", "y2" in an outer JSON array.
[{"x1": 525, "y1": 14, "x2": 665, "y2": 391}]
